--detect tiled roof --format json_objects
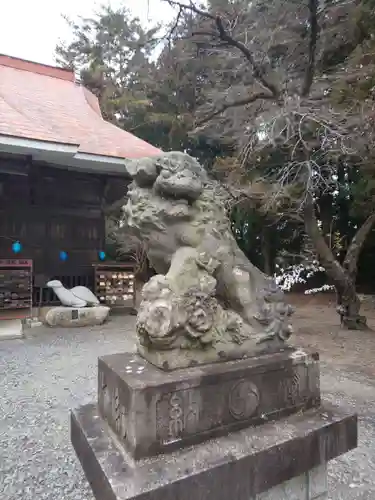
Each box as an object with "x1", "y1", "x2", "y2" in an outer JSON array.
[{"x1": 0, "y1": 54, "x2": 161, "y2": 159}]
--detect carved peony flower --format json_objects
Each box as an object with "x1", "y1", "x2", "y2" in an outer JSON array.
[
  {"x1": 186, "y1": 307, "x2": 213, "y2": 337},
  {"x1": 183, "y1": 289, "x2": 217, "y2": 341},
  {"x1": 137, "y1": 299, "x2": 178, "y2": 349},
  {"x1": 141, "y1": 275, "x2": 171, "y2": 301}
]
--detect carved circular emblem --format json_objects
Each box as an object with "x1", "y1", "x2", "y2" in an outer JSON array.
[{"x1": 228, "y1": 380, "x2": 260, "y2": 420}]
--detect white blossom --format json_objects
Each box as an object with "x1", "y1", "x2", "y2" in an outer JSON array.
[{"x1": 274, "y1": 262, "x2": 334, "y2": 295}]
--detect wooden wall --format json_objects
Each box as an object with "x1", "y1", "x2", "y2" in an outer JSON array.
[{"x1": 0, "y1": 156, "x2": 129, "y2": 282}]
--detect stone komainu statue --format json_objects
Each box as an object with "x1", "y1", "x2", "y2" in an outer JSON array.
[{"x1": 124, "y1": 152, "x2": 293, "y2": 370}]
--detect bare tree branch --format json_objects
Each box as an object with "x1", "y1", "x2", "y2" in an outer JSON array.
[
  {"x1": 164, "y1": 0, "x2": 280, "y2": 97},
  {"x1": 195, "y1": 91, "x2": 275, "y2": 127},
  {"x1": 167, "y1": 5, "x2": 184, "y2": 45},
  {"x1": 301, "y1": 0, "x2": 320, "y2": 97},
  {"x1": 166, "y1": 0, "x2": 216, "y2": 20},
  {"x1": 212, "y1": 15, "x2": 279, "y2": 97}
]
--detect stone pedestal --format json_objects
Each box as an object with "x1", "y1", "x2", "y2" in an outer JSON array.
[
  {"x1": 97, "y1": 349, "x2": 320, "y2": 459},
  {"x1": 71, "y1": 348, "x2": 357, "y2": 500}
]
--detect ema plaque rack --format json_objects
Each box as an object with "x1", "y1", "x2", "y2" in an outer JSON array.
[
  {"x1": 93, "y1": 263, "x2": 136, "y2": 312},
  {"x1": 0, "y1": 259, "x2": 33, "y2": 319}
]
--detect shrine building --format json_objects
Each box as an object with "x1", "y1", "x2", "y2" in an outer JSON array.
[{"x1": 0, "y1": 54, "x2": 159, "y2": 312}]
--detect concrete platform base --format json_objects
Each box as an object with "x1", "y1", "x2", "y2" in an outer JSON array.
[
  {"x1": 0, "y1": 319, "x2": 24, "y2": 340},
  {"x1": 71, "y1": 402, "x2": 356, "y2": 500}
]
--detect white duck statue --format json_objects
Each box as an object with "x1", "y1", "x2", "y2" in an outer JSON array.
[{"x1": 46, "y1": 280, "x2": 100, "y2": 308}]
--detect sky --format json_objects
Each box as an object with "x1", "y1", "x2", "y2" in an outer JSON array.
[{"x1": 0, "y1": 0, "x2": 174, "y2": 66}]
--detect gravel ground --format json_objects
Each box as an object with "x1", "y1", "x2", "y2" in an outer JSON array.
[
  {"x1": 0, "y1": 317, "x2": 135, "y2": 500},
  {"x1": 0, "y1": 316, "x2": 375, "y2": 499}
]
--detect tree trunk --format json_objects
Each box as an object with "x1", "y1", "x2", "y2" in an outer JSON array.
[
  {"x1": 303, "y1": 196, "x2": 374, "y2": 330},
  {"x1": 318, "y1": 192, "x2": 333, "y2": 247},
  {"x1": 335, "y1": 283, "x2": 364, "y2": 330}
]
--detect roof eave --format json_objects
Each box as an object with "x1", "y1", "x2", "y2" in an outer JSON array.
[{"x1": 0, "y1": 135, "x2": 132, "y2": 176}]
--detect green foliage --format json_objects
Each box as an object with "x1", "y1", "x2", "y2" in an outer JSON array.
[
  {"x1": 231, "y1": 205, "x2": 303, "y2": 274},
  {"x1": 56, "y1": 5, "x2": 232, "y2": 165},
  {"x1": 329, "y1": 0, "x2": 375, "y2": 106},
  {"x1": 56, "y1": 5, "x2": 159, "y2": 126}
]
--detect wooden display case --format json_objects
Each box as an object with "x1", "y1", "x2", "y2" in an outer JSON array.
[
  {"x1": 93, "y1": 263, "x2": 136, "y2": 312},
  {"x1": 0, "y1": 258, "x2": 33, "y2": 319}
]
